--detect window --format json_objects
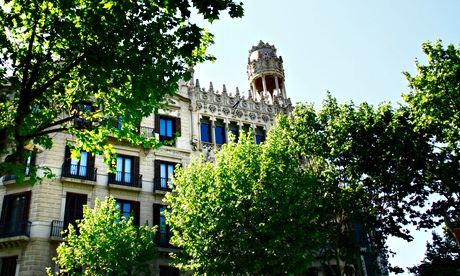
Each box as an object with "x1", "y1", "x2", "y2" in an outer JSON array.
[
  {"x1": 23, "y1": 152, "x2": 34, "y2": 176},
  {"x1": 255, "y1": 126, "x2": 266, "y2": 144},
  {"x1": 116, "y1": 156, "x2": 131, "y2": 183},
  {"x1": 155, "y1": 115, "x2": 181, "y2": 144},
  {"x1": 116, "y1": 199, "x2": 140, "y2": 226},
  {"x1": 108, "y1": 155, "x2": 140, "y2": 187},
  {"x1": 154, "y1": 160, "x2": 177, "y2": 191},
  {"x1": 74, "y1": 102, "x2": 95, "y2": 128},
  {"x1": 200, "y1": 117, "x2": 211, "y2": 143},
  {"x1": 63, "y1": 193, "x2": 87, "y2": 234},
  {"x1": 3, "y1": 151, "x2": 36, "y2": 182},
  {"x1": 242, "y1": 124, "x2": 250, "y2": 135},
  {"x1": 62, "y1": 146, "x2": 96, "y2": 181},
  {"x1": 229, "y1": 122, "x2": 239, "y2": 142},
  {"x1": 215, "y1": 120, "x2": 226, "y2": 145},
  {"x1": 116, "y1": 115, "x2": 124, "y2": 130},
  {"x1": 0, "y1": 256, "x2": 18, "y2": 276},
  {"x1": 153, "y1": 204, "x2": 172, "y2": 247},
  {"x1": 0, "y1": 192, "x2": 31, "y2": 237}
]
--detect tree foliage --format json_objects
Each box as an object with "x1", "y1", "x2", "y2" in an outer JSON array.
[
  {"x1": 166, "y1": 41, "x2": 460, "y2": 275},
  {"x1": 278, "y1": 98, "x2": 434, "y2": 274},
  {"x1": 0, "y1": 0, "x2": 243, "y2": 177},
  {"x1": 165, "y1": 131, "x2": 328, "y2": 274},
  {"x1": 403, "y1": 41, "x2": 460, "y2": 231},
  {"x1": 408, "y1": 228, "x2": 460, "y2": 276},
  {"x1": 49, "y1": 196, "x2": 157, "y2": 275}
]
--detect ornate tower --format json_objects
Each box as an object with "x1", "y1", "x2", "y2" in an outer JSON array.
[{"x1": 247, "y1": 41, "x2": 287, "y2": 104}]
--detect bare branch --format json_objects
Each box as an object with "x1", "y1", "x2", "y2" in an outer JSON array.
[{"x1": 26, "y1": 126, "x2": 70, "y2": 138}]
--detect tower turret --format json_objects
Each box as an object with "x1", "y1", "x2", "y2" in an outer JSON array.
[{"x1": 247, "y1": 41, "x2": 287, "y2": 104}]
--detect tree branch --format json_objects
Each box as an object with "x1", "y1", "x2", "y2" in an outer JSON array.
[
  {"x1": 28, "y1": 114, "x2": 77, "y2": 137},
  {"x1": 30, "y1": 51, "x2": 87, "y2": 102},
  {"x1": 19, "y1": 14, "x2": 39, "y2": 98},
  {"x1": 27, "y1": 126, "x2": 70, "y2": 138}
]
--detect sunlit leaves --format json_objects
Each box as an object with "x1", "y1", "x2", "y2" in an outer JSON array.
[
  {"x1": 0, "y1": 0, "x2": 243, "y2": 178},
  {"x1": 165, "y1": 131, "x2": 323, "y2": 274},
  {"x1": 50, "y1": 197, "x2": 157, "y2": 275}
]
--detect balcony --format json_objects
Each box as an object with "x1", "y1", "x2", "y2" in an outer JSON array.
[
  {"x1": 108, "y1": 172, "x2": 142, "y2": 188},
  {"x1": 156, "y1": 234, "x2": 179, "y2": 252},
  {"x1": 3, "y1": 175, "x2": 17, "y2": 182},
  {"x1": 153, "y1": 177, "x2": 172, "y2": 192},
  {"x1": 139, "y1": 126, "x2": 155, "y2": 138},
  {"x1": 50, "y1": 220, "x2": 64, "y2": 240},
  {"x1": 0, "y1": 220, "x2": 31, "y2": 238},
  {"x1": 61, "y1": 163, "x2": 97, "y2": 182}
]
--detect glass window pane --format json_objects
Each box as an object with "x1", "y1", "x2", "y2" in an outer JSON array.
[
  {"x1": 215, "y1": 126, "x2": 225, "y2": 144},
  {"x1": 167, "y1": 164, "x2": 174, "y2": 178},
  {"x1": 79, "y1": 151, "x2": 88, "y2": 176},
  {"x1": 70, "y1": 159, "x2": 78, "y2": 175},
  {"x1": 201, "y1": 123, "x2": 210, "y2": 142},
  {"x1": 160, "y1": 119, "x2": 166, "y2": 136},
  {"x1": 116, "y1": 157, "x2": 123, "y2": 181},
  {"x1": 160, "y1": 164, "x2": 167, "y2": 187},
  {"x1": 124, "y1": 203, "x2": 131, "y2": 217},
  {"x1": 166, "y1": 120, "x2": 173, "y2": 137},
  {"x1": 117, "y1": 116, "x2": 124, "y2": 130},
  {"x1": 124, "y1": 158, "x2": 131, "y2": 183},
  {"x1": 159, "y1": 207, "x2": 167, "y2": 242}
]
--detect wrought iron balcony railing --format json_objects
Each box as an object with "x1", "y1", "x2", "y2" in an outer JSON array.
[
  {"x1": 50, "y1": 220, "x2": 64, "y2": 239},
  {"x1": 0, "y1": 220, "x2": 31, "y2": 238},
  {"x1": 153, "y1": 177, "x2": 173, "y2": 192},
  {"x1": 61, "y1": 163, "x2": 97, "y2": 181},
  {"x1": 139, "y1": 126, "x2": 155, "y2": 138},
  {"x1": 108, "y1": 171, "x2": 142, "y2": 188}
]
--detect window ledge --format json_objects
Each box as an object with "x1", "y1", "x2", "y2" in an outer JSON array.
[
  {"x1": 108, "y1": 183, "x2": 142, "y2": 192},
  {"x1": 153, "y1": 189, "x2": 169, "y2": 195},
  {"x1": 61, "y1": 177, "x2": 97, "y2": 186},
  {"x1": 2, "y1": 177, "x2": 30, "y2": 186},
  {"x1": 0, "y1": 236, "x2": 30, "y2": 249},
  {"x1": 157, "y1": 246, "x2": 181, "y2": 253},
  {"x1": 50, "y1": 236, "x2": 64, "y2": 242}
]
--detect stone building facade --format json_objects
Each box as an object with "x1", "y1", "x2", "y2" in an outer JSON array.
[{"x1": 0, "y1": 41, "x2": 292, "y2": 275}]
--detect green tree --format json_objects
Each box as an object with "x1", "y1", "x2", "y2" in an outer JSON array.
[
  {"x1": 49, "y1": 196, "x2": 157, "y2": 275},
  {"x1": 403, "y1": 41, "x2": 460, "y2": 233},
  {"x1": 165, "y1": 98, "x2": 431, "y2": 274},
  {"x1": 165, "y1": 131, "x2": 327, "y2": 274},
  {"x1": 0, "y1": 0, "x2": 243, "y2": 178},
  {"x1": 408, "y1": 228, "x2": 460, "y2": 276}
]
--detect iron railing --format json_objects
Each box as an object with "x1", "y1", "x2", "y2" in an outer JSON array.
[
  {"x1": 3, "y1": 175, "x2": 17, "y2": 182},
  {"x1": 108, "y1": 172, "x2": 142, "y2": 188},
  {"x1": 0, "y1": 220, "x2": 31, "y2": 238},
  {"x1": 139, "y1": 126, "x2": 155, "y2": 138},
  {"x1": 61, "y1": 163, "x2": 97, "y2": 181},
  {"x1": 153, "y1": 177, "x2": 172, "y2": 192},
  {"x1": 156, "y1": 232, "x2": 176, "y2": 248},
  {"x1": 50, "y1": 220, "x2": 64, "y2": 239}
]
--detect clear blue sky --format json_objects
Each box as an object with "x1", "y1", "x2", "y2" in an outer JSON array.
[{"x1": 193, "y1": 1, "x2": 460, "y2": 274}]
